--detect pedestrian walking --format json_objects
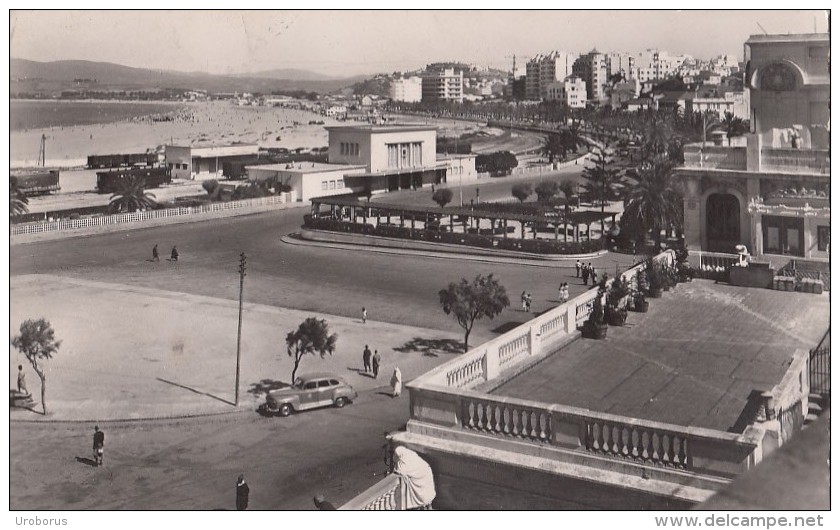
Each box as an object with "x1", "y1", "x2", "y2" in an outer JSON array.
[
  {"x1": 236, "y1": 475, "x2": 249, "y2": 511},
  {"x1": 313, "y1": 494, "x2": 336, "y2": 510},
  {"x1": 520, "y1": 290, "x2": 527, "y2": 311},
  {"x1": 391, "y1": 367, "x2": 403, "y2": 398},
  {"x1": 362, "y1": 307, "x2": 367, "y2": 324},
  {"x1": 363, "y1": 344, "x2": 372, "y2": 373},
  {"x1": 17, "y1": 365, "x2": 28, "y2": 395},
  {"x1": 525, "y1": 292, "x2": 532, "y2": 313},
  {"x1": 372, "y1": 350, "x2": 381, "y2": 379},
  {"x1": 92, "y1": 426, "x2": 105, "y2": 466},
  {"x1": 171, "y1": 246, "x2": 179, "y2": 262},
  {"x1": 575, "y1": 260, "x2": 581, "y2": 278},
  {"x1": 152, "y1": 244, "x2": 159, "y2": 262},
  {"x1": 581, "y1": 265, "x2": 590, "y2": 285}
]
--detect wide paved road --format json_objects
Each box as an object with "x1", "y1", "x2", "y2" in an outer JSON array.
[{"x1": 10, "y1": 172, "x2": 638, "y2": 510}]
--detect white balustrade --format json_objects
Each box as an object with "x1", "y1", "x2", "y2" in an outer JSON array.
[
  {"x1": 498, "y1": 331, "x2": 531, "y2": 368},
  {"x1": 11, "y1": 195, "x2": 287, "y2": 237},
  {"x1": 459, "y1": 395, "x2": 552, "y2": 443},
  {"x1": 583, "y1": 418, "x2": 689, "y2": 469}
]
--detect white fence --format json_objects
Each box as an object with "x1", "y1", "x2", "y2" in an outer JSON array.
[{"x1": 11, "y1": 195, "x2": 289, "y2": 237}]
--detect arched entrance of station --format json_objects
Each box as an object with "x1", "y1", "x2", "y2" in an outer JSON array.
[{"x1": 705, "y1": 193, "x2": 740, "y2": 252}]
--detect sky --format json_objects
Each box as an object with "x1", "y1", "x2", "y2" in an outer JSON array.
[{"x1": 9, "y1": 9, "x2": 830, "y2": 78}]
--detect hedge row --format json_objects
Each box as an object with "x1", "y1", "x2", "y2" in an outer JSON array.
[{"x1": 303, "y1": 216, "x2": 605, "y2": 255}]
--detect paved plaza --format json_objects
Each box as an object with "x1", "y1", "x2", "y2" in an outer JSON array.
[
  {"x1": 493, "y1": 280, "x2": 829, "y2": 431},
  {"x1": 10, "y1": 274, "x2": 464, "y2": 421}
]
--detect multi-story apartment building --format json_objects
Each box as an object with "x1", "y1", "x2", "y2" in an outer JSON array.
[
  {"x1": 605, "y1": 52, "x2": 635, "y2": 81},
  {"x1": 421, "y1": 68, "x2": 464, "y2": 103},
  {"x1": 389, "y1": 76, "x2": 423, "y2": 103},
  {"x1": 526, "y1": 51, "x2": 577, "y2": 100},
  {"x1": 544, "y1": 76, "x2": 587, "y2": 108},
  {"x1": 572, "y1": 50, "x2": 608, "y2": 102}
]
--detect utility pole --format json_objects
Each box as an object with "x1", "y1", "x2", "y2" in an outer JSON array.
[
  {"x1": 37, "y1": 134, "x2": 46, "y2": 167},
  {"x1": 235, "y1": 252, "x2": 246, "y2": 407}
]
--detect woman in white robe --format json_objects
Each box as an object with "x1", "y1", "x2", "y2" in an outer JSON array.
[
  {"x1": 393, "y1": 446, "x2": 435, "y2": 510},
  {"x1": 390, "y1": 367, "x2": 402, "y2": 398}
]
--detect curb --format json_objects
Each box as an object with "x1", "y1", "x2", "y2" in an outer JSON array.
[
  {"x1": 283, "y1": 231, "x2": 609, "y2": 268},
  {"x1": 9, "y1": 406, "x2": 257, "y2": 425}
]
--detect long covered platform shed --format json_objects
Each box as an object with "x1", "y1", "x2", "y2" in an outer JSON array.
[{"x1": 310, "y1": 195, "x2": 618, "y2": 242}]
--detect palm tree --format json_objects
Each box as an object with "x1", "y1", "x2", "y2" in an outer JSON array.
[
  {"x1": 108, "y1": 175, "x2": 157, "y2": 213},
  {"x1": 541, "y1": 133, "x2": 565, "y2": 164},
  {"x1": 622, "y1": 158, "x2": 682, "y2": 250},
  {"x1": 10, "y1": 177, "x2": 29, "y2": 216},
  {"x1": 722, "y1": 111, "x2": 748, "y2": 146}
]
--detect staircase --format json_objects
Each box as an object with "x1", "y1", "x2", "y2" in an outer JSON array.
[{"x1": 805, "y1": 328, "x2": 830, "y2": 426}]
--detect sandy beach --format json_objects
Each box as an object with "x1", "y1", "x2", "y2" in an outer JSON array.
[{"x1": 10, "y1": 100, "x2": 538, "y2": 170}]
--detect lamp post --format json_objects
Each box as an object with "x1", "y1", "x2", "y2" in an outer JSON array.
[{"x1": 235, "y1": 252, "x2": 246, "y2": 407}]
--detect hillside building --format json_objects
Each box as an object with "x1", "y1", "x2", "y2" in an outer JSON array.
[
  {"x1": 390, "y1": 76, "x2": 423, "y2": 103},
  {"x1": 421, "y1": 68, "x2": 464, "y2": 103}
]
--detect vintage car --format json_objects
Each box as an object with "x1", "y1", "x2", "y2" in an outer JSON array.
[{"x1": 259, "y1": 373, "x2": 358, "y2": 417}]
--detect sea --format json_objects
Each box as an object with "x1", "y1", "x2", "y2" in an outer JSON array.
[{"x1": 10, "y1": 99, "x2": 184, "y2": 132}]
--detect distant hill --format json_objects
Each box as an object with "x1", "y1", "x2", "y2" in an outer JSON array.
[{"x1": 10, "y1": 58, "x2": 369, "y2": 96}]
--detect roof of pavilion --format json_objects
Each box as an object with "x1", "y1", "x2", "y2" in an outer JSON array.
[{"x1": 312, "y1": 194, "x2": 618, "y2": 224}]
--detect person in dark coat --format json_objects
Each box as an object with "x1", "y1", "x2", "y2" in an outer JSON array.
[
  {"x1": 372, "y1": 350, "x2": 381, "y2": 378},
  {"x1": 362, "y1": 345, "x2": 372, "y2": 373},
  {"x1": 152, "y1": 244, "x2": 159, "y2": 262},
  {"x1": 236, "y1": 475, "x2": 249, "y2": 510},
  {"x1": 581, "y1": 265, "x2": 590, "y2": 285},
  {"x1": 93, "y1": 426, "x2": 105, "y2": 466},
  {"x1": 171, "y1": 246, "x2": 179, "y2": 262},
  {"x1": 313, "y1": 494, "x2": 337, "y2": 510}
]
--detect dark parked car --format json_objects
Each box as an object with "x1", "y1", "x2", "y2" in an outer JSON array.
[{"x1": 259, "y1": 373, "x2": 358, "y2": 417}]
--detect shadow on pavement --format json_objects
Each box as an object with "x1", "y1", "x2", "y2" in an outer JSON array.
[
  {"x1": 393, "y1": 337, "x2": 463, "y2": 357},
  {"x1": 248, "y1": 379, "x2": 291, "y2": 396},
  {"x1": 347, "y1": 367, "x2": 375, "y2": 378},
  {"x1": 491, "y1": 321, "x2": 524, "y2": 334},
  {"x1": 75, "y1": 456, "x2": 98, "y2": 467},
  {"x1": 156, "y1": 377, "x2": 235, "y2": 406}
]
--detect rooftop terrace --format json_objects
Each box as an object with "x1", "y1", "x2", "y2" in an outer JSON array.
[{"x1": 492, "y1": 281, "x2": 828, "y2": 432}]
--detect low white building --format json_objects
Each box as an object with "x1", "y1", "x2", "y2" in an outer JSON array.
[
  {"x1": 246, "y1": 162, "x2": 367, "y2": 202},
  {"x1": 544, "y1": 77, "x2": 587, "y2": 108},
  {"x1": 165, "y1": 144, "x2": 260, "y2": 180},
  {"x1": 437, "y1": 154, "x2": 479, "y2": 185}
]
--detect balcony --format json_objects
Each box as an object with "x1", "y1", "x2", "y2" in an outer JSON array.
[{"x1": 682, "y1": 144, "x2": 830, "y2": 176}]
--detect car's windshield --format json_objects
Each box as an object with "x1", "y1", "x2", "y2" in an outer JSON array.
[{"x1": 293, "y1": 378, "x2": 305, "y2": 389}]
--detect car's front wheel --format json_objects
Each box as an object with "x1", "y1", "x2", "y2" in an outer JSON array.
[
  {"x1": 334, "y1": 397, "x2": 348, "y2": 408},
  {"x1": 278, "y1": 403, "x2": 292, "y2": 417}
]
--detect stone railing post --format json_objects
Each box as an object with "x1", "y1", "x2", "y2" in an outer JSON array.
[
  {"x1": 529, "y1": 323, "x2": 539, "y2": 357},
  {"x1": 485, "y1": 341, "x2": 500, "y2": 380},
  {"x1": 565, "y1": 302, "x2": 576, "y2": 333}
]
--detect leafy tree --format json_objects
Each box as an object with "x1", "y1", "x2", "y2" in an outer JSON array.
[
  {"x1": 432, "y1": 188, "x2": 454, "y2": 208},
  {"x1": 10, "y1": 177, "x2": 29, "y2": 216},
  {"x1": 559, "y1": 180, "x2": 576, "y2": 203},
  {"x1": 202, "y1": 179, "x2": 221, "y2": 201},
  {"x1": 11, "y1": 318, "x2": 61, "y2": 414},
  {"x1": 285, "y1": 317, "x2": 338, "y2": 384},
  {"x1": 623, "y1": 158, "x2": 682, "y2": 250},
  {"x1": 722, "y1": 111, "x2": 748, "y2": 146},
  {"x1": 476, "y1": 151, "x2": 518, "y2": 176},
  {"x1": 534, "y1": 181, "x2": 560, "y2": 204},
  {"x1": 511, "y1": 183, "x2": 532, "y2": 203},
  {"x1": 108, "y1": 175, "x2": 157, "y2": 213},
  {"x1": 582, "y1": 144, "x2": 624, "y2": 234},
  {"x1": 439, "y1": 274, "x2": 510, "y2": 352}
]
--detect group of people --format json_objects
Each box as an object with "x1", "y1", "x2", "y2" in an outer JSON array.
[
  {"x1": 576, "y1": 260, "x2": 599, "y2": 286},
  {"x1": 557, "y1": 282, "x2": 570, "y2": 303},
  {"x1": 520, "y1": 291, "x2": 533, "y2": 312},
  {"x1": 151, "y1": 244, "x2": 179, "y2": 262},
  {"x1": 362, "y1": 344, "x2": 402, "y2": 397}
]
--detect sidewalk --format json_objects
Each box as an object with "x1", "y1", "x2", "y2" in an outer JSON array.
[{"x1": 10, "y1": 274, "x2": 466, "y2": 422}]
